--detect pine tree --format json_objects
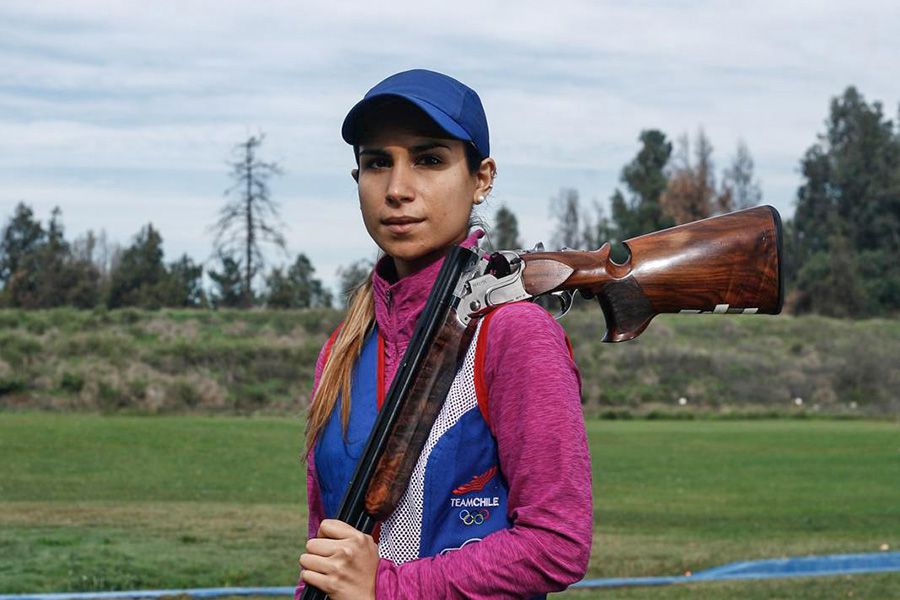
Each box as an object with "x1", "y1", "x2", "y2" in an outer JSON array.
[
  {"x1": 265, "y1": 254, "x2": 332, "y2": 309},
  {"x1": 610, "y1": 130, "x2": 674, "y2": 239},
  {"x1": 1, "y1": 205, "x2": 100, "y2": 308},
  {"x1": 0, "y1": 202, "x2": 45, "y2": 286},
  {"x1": 490, "y1": 204, "x2": 522, "y2": 250},
  {"x1": 107, "y1": 224, "x2": 167, "y2": 308},
  {"x1": 791, "y1": 86, "x2": 900, "y2": 315},
  {"x1": 163, "y1": 255, "x2": 206, "y2": 308},
  {"x1": 336, "y1": 259, "x2": 374, "y2": 307},
  {"x1": 208, "y1": 253, "x2": 244, "y2": 308}
]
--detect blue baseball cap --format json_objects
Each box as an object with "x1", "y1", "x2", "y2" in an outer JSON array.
[{"x1": 341, "y1": 69, "x2": 490, "y2": 159}]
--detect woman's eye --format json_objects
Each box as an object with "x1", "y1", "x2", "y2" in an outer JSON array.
[
  {"x1": 364, "y1": 157, "x2": 390, "y2": 169},
  {"x1": 416, "y1": 155, "x2": 441, "y2": 166}
]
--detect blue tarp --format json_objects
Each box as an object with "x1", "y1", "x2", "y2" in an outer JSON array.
[
  {"x1": 573, "y1": 550, "x2": 900, "y2": 588},
  {"x1": 2, "y1": 551, "x2": 898, "y2": 599}
]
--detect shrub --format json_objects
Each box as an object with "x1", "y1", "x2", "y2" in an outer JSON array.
[
  {"x1": 0, "y1": 376, "x2": 27, "y2": 396},
  {"x1": 170, "y1": 378, "x2": 200, "y2": 408},
  {"x1": 0, "y1": 332, "x2": 42, "y2": 368},
  {"x1": 59, "y1": 372, "x2": 85, "y2": 394},
  {"x1": 128, "y1": 378, "x2": 148, "y2": 400}
]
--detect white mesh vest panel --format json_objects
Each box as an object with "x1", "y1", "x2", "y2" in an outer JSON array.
[{"x1": 378, "y1": 318, "x2": 484, "y2": 565}]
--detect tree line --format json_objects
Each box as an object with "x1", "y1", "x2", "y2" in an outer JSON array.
[
  {"x1": 2, "y1": 86, "x2": 898, "y2": 316},
  {"x1": 0, "y1": 205, "x2": 336, "y2": 310},
  {"x1": 0, "y1": 134, "x2": 336, "y2": 310}
]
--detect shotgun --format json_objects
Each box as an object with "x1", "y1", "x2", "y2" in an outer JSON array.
[{"x1": 301, "y1": 205, "x2": 782, "y2": 600}]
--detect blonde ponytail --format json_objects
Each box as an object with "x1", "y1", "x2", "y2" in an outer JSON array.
[{"x1": 305, "y1": 270, "x2": 375, "y2": 453}]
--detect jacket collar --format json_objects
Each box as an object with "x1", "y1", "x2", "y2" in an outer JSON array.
[{"x1": 372, "y1": 231, "x2": 483, "y2": 344}]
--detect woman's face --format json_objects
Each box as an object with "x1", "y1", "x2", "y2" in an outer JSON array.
[{"x1": 354, "y1": 104, "x2": 494, "y2": 278}]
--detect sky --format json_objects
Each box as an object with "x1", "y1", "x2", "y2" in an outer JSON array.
[{"x1": 2, "y1": 0, "x2": 899, "y2": 294}]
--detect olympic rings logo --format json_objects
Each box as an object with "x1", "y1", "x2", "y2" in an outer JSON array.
[{"x1": 459, "y1": 508, "x2": 490, "y2": 526}]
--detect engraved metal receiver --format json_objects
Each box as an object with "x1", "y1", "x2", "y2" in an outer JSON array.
[{"x1": 455, "y1": 248, "x2": 577, "y2": 326}]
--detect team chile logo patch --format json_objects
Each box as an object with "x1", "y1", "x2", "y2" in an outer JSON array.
[{"x1": 451, "y1": 466, "x2": 499, "y2": 526}]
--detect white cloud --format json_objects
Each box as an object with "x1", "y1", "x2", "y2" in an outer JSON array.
[{"x1": 2, "y1": 0, "x2": 899, "y2": 281}]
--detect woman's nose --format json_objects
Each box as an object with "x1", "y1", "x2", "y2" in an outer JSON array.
[{"x1": 385, "y1": 162, "x2": 415, "y2": 204}]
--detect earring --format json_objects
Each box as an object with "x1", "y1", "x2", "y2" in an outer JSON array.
[{"x1": 475, "y1": 195, "x2": 485, "y2": 204}]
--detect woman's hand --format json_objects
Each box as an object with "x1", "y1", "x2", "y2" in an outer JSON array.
[{"x1": 299, "y1": 519, "x2": 378, "y2": 600}]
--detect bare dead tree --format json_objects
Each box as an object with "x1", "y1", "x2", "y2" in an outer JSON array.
[
  {"x1": 721, "y1": 140, "x2": 763, "y2": 210},
  {"x1": 210, "y1": 134, "x2": 286, "y2": 307},
  {"x1": 549, "y1": 188, "x2": 585, "y2": 250},
  {"x1": 661, "y1": 128, "x2": 732, "y2": 225}
]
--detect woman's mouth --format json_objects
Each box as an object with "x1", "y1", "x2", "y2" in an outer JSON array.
[{"x1": 382, "y1": 216, "x2": 424, "y2": 234}]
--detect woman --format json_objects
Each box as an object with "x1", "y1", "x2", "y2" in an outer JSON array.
[{"x1": 297, "y1": 69, "x2": 592, "y2": 599}]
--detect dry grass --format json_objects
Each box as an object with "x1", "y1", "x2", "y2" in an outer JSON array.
[{"x1": 1, "y1": 309, "x2": 898, "y2": 417}]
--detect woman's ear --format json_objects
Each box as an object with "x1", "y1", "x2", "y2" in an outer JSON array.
[
  {"x1": 351, "y1": 168, "x2": 359, "y2": 183},
  {"x1": 474, "y1": 157, "x2": 497, "y2": 201}
]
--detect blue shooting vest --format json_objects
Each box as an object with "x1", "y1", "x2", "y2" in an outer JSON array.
[
  {"x1": 314, "y1": 325, "x2": 516, "y2": 562},
  {"x1": 314, "y1": 327, "x2": 381, "y2": 520}
]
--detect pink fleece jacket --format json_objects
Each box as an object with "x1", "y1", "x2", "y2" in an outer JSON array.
[{"x1": 297, "y1": 242, "x2": 593, "y2": 599}]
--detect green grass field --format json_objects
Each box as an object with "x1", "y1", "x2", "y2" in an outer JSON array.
[{"x1": 1, "y1": 414, "x2": 898, "y2": 598}]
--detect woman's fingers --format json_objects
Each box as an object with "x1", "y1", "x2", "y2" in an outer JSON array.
[
  {"x1": 306, "y1": 536, "x2": 342, "y2": 557},
  {"x1": 299, "y1": 568, "x2": 333, "y2": 594},
  {"x1": 309, "y1": 519, "x2": 372, "y2": 559},
  {"x1": 301, "y1": 519, "x2": 377, "y2": 599},
  {"x1": 299, "y1": 552, "x2": 333, "y2": 575},
  {"x1": 299, "y1": 542, "x2": 369, "y2": 599},
  {"x1": 317, "y1": 518, "x2": 360, "y2": 540}
]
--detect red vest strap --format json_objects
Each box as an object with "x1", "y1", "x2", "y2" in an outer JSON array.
[
  {"x1": 319, "y1": 322, "x2": 386, "y2": 411},
  {"x1": 472, "y1": 304, "x2": 576, "y2": 430},
  {"x1": 376, "y1": 332, "x2": 385, "y2": 410},
  {"x1": 473, "y1": 309, "x2": 499, "y2": 428},
  {"x1": 322, "y1": 323, "x2": 342, "y2": 364},
  {"x1": 564, "y1": 331, "x2": 575, "y2": 360}
]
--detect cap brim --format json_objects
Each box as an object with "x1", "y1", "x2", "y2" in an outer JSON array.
[{"x1": 341, "y1": 93, "x2": 472, "y2": 146}]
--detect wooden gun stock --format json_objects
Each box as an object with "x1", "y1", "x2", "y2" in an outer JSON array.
[{"x1": 520, "y1": 205, "x2": 783, "y2": 341}]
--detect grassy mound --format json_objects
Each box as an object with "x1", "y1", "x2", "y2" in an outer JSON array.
[
  {"x1": 0, "y1": 308, "x2": 341, "y2": 414},
  {"x1": 0, "y1": 308, "x2": 898, "y2": 416}
]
